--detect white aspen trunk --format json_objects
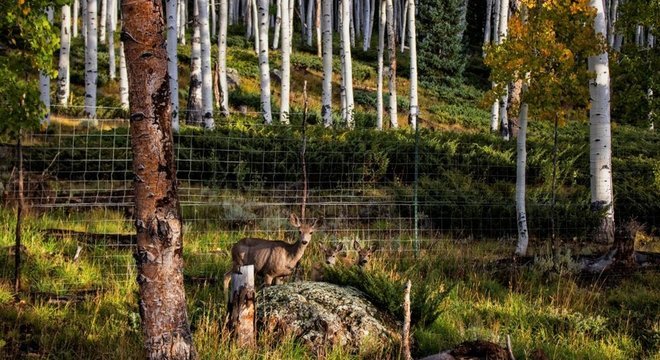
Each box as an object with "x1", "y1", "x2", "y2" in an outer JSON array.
[
  {"x1": 199, "y1": 0, "x2": 215, "y2": 128},
  {"x1": 316, "y1": 0, "x2": 322, "y2": 57},
  {"x1": 252, "y1": 0, "x2": 260, "y2": 52},
  {"x1": 649, "y1": 88, "x2": 655, "y2": 130},
  {"x1": 408, "y1": 0, "x2": 417, "y2": 130},
  {"x1": 349, "y1": 0, "x2": 356, "y2": 47},
  {"x1": 73, "y1": 0, "x2": 79, "y2": 38},
  {"x1": 376, "y1": 0, "x2": 385, "y2": 130},
  {"x1": 211, "y1": 0, "x2": 217, "y2": 38},
  {"x1": 40, "y1": 8, "x2": 54, "y2": 127},
  {"x1": 99, "y1": 0, "x2": 106, "y2": 44},
  {"x1": 647, "y1": 28, "x2": 655, "y2": 48},
  {"x1": 119, "y1": 41, "x2": 129, "y2": 110},
  {"x1": 167, "y1": 0, "x2": 180, "y2": 132},
  {"x1": 367, "y1": 0, "x2": 375, "y2": 48},
  {"x1": 386, "y1": 0, "x2": 397, "y2": 128},
  {"x1": 289, "y1": 0, "x2": 295, "y2": 40},
  {"x1": 498, "y1": 0, "x2": 509, "y2": 140},
  {"x1": 514, "y1": 102, "x2": 529, "y2": 256},
  {"x1": 490, "y1": 98, "x2": 499, "y2": 131},
  {"x1": 273, "y1": 0, "x2": 282, "y2": 48},
  {"x1": 257, "y1": 0, "x2": 273, "y2": 123},
  {"x1": 341, "y1": 0, "x2": 355, "y2": 128},
  {"x1": 306, "y1": 0, "x2": 314, "y2": 46},
  {"x1": 400, "y1": 0, "x2": 407, "y2": 53},
  {"x1": 280, "y1": 0, "x2": 291, "y2": 124},
  {"x1": 362, "y1": 0, "x2": 371, "y2": 50},
  {"x1": 179, "y1": 0, "x2": 187, "y2": 44},
  {"x1": 82, "y1": 0, "x2": 87, "y2": 47},
  {"x1": 85, "y1": 0, "x2": 98, "y2": 121},
  {"x1": 57, "y1": 5, "x2": 71, "y2": 107},
  {"x1": 188, "y1": 1, "x2": 204, "y2": 125},
  {"x1": 321, "y1": 0, "x2": 333, "y2": 127},
  {"x1": 246, "y1": 0, "x2": 253, "y2": 39},
  {"x1": 635, "y1": 25, "x2": 643, "y2": 46},
  {"x1": 484, "y1": 0, "x2": 492, "y2": 56},
  {"x1": 339, "y1": 9, "x2": 347, "y2": 122},
  {"x1": 589, "y1": 0, "x2": 615, "y2": 244},
  {"x1": 492, "y1": 0, "x2": 500, "y2": 44},
  {"x1": 107, "y1": 0, "x2": 116, "y2": 80},
  {"x1": 608, "y1": 0, "x2": 618, "y2": 47},
  {"x1": 219, "y1": 0, "x2": 230, "y2": 116}
]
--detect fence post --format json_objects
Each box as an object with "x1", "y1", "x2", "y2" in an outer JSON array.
[{"x1": 227, "y1": 264, "x2": 256, "y2": 347}]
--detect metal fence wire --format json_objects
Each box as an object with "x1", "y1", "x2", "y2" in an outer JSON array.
[{"x1": 0, "y1": 113, "x2": 656, "y2": 291}]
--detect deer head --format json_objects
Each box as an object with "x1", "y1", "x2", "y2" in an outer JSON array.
[
  {"x1": 353, "y1": 240, "x2": 377, "y2": 268},
  {"x1": 289, "y1": 213, "x2": 321, "y2": 246},
  {"x1": 320, "y1": 243, "x2": 344, "y2": 265}
]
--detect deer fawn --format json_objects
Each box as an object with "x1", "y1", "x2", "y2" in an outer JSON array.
[
  {"x1": 223, "y1": 213, "x2": 321, "y2": 291},
  {"x1": 353, "y1": 240, "x2": 377, "y2": 268},
  {"x1": 311, "y1": 243, "x2": 344, "y2": 281}
]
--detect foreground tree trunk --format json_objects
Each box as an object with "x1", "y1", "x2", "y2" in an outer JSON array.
[
  {"x1": 120, "y1": 0, "x2": 196, "y2": 357},
  {"x1": 588, "y1": 0, "x2": 615, "y2": 243}
]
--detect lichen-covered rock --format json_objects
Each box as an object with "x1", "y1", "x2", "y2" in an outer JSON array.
[{"x1": 257, "y1": 281, "x2": 400, "y2": 354}]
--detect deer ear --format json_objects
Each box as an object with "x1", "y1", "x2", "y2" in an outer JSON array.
[
  {"x1": 335, "y1": 243, "x2": 344, "y2": 251},
  {"x1": 353, "y1": 240, "x2": 361, "y2": 250},
  {"x1": 289, "y1": 213, "x2": 301, "y2": 228},
  {"x1": 369, "y1": 245, "x2": 377, "y2": 253},
  {"x1": 312, "y1": 216, "x2": 324, "y2": 228}
]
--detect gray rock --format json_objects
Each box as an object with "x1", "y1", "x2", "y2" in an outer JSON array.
[{"x1": 257, "y1": 281, "x2": 400, "y2": 355}]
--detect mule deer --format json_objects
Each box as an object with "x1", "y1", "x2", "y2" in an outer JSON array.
[
  {"x1": 223, "y1": 213, "x2": 321, "y2": 291},
  {"x1": 311, "y1": 243, "x2": 344, "y2": 281},
  {"x1": 354, "y1": 240, "x2": 377, "y2": 268}
]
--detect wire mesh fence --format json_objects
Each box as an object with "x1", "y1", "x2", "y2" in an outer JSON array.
[{"x1": 0, "y1": 112, "x2": 657, "y2": 292}]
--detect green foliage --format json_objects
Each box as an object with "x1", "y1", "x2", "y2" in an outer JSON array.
[
  {"x1": 0, "y1": 0, "x2": 63, "y2": 134},
  {"x1": 417, "y1": 0, "x2": 467, "y2": 86},
  {"x1": 484, "y1": 0, "x2": 604, "y2": 122}
]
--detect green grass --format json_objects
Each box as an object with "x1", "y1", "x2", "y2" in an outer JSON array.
[{"x1": 0, "y1": 208, "x2": 658, "y2": 359}]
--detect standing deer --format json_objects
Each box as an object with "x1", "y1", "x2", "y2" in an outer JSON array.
[{"x1": 223, "y1": 213, "x2": 321, "y2": 291}]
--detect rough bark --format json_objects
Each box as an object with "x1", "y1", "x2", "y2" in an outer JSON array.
[
  {"x1": 376, "y1": 0, "x2": 385, "y2": 130},
  {"x1": 187, "y1": 1, "x2": 204, "y2": 125},
  {"x1": 198, "y1": 0, "x2": 215, "y2": 128},
  {"x1": 407, "y1": 0, "x2": 417, "y2": 130},
  {"x1": 257, "y1": 0, "x2": 273, "y2": 123},
  {"x1": 589, "y1": 0, "x2": 615, "y2": 244},
  {"x1": 57, "y1": 5, "x2": 72, "y2": 107},
  {"x1": 85, "y1": 0, "x2": 98, "y2": 121},
  {"x1": 515, "y1": 103, "x2": 529, "y2": 256},
  {"x1": 321, "y1": 0, "x2": 333, "y2": 127},
  {"x1": 341, "y1": 0, "x2": 355, "y2": 128},
  {"x1": 120, "y1": 0, "x2": 196, "y2": 357}
]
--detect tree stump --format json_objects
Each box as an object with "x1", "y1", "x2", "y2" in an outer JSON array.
[{"x1": 227, "y1": 265, "x2": 256, "y2": 347}]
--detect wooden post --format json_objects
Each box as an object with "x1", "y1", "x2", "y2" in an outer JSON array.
[
  {"x1": 228, "y1": 265, "x2": 256, "y2": 347},
  {"x1": 402, "y1": 279, "x2": 412, "y2": 360},
  {"x1": 14, "y1": 134, "x2": 24, "y2": 296}
]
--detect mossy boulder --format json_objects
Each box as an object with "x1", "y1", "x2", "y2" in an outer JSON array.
[{"x1": 257, "y1": 281, "x2": 400, "y2": 355}]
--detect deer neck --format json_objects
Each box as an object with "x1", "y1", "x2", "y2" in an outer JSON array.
[{"x1": 288, "y1": 240, "x2": 308, "y2": 264}]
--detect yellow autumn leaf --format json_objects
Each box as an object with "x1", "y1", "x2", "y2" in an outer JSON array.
[{"x1": 22, "y1": 6, "x2": 31, "y2": 15}]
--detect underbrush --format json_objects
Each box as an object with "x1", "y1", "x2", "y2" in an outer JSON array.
[{"x1": 0, "y1": 208, "x2": 658, "y2": 359}]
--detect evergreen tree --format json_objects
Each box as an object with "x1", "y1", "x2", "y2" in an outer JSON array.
[{"x1": 417, "y1": 0, "x2": 467, "y2": 86}]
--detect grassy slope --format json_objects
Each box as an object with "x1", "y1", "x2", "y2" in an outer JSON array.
[{"x1": 1, "y1": 30, "x2": 659, "y2": 359}]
